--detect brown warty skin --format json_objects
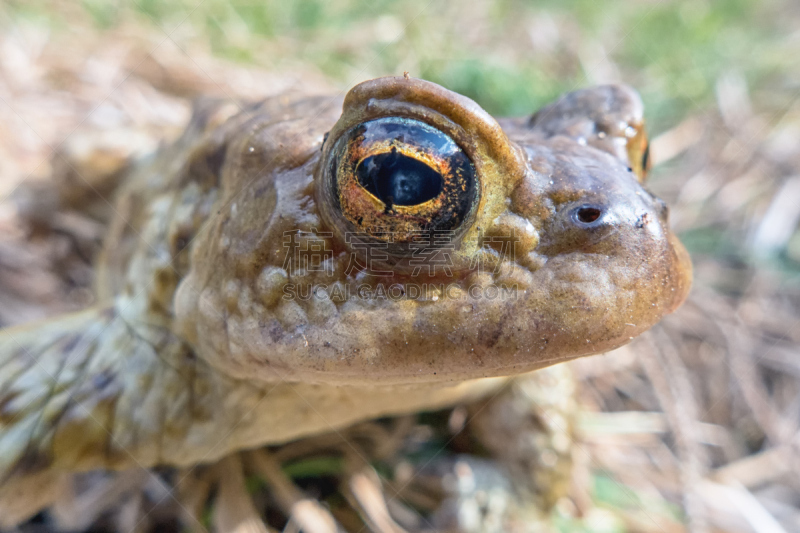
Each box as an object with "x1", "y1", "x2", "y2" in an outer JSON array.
[{"x1": 0, "y1": 77, "x2": 691, "y2": 521}]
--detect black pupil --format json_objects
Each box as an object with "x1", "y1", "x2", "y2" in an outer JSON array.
[
  {"x1": 356, "y1": 149, "x2": 443, "y2": 207},
  {"x1": 576, "y1": 206, "x2": 602, "y2": 224}
]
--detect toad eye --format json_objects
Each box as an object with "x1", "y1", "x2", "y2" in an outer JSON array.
[
  {"x1": 357, "y1": 148, "x2": 443, "y2": 206},
  {"x1": 325, "y1": 117, "x2": 478, "y2": 246}
]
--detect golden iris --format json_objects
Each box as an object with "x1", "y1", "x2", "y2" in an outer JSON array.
[{"x1": 327, "y1": 117, "x2": 478, "y2": 247}]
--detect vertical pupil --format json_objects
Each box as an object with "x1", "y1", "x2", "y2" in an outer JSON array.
[{"x1": 356, "y1": 149, "x2": 443, "y2": 206}]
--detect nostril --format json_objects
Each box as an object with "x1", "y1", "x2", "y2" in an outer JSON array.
[{"x1": 575, "y1": 206, "x2": 602, "y2": 224}]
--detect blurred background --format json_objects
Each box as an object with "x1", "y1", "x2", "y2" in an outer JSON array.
[{"x1": 1, "y1": 0, "x2": 800, "y2": 532}]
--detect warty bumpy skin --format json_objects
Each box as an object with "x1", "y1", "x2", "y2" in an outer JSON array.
[{"x1": 0, "y1": 78, "x2": 691, "y2": 512}]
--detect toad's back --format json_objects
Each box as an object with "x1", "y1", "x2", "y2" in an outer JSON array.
[
  {"x1": 0, "y1": 78, "x2": 691, "y2": 505},
  {"x1": 95, "y1": 94, "x2": 342, "y2": 306}
]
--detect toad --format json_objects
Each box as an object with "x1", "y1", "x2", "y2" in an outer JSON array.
[{"x1": 0, "y1": 77, "x2": 691, "y2": 526}]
